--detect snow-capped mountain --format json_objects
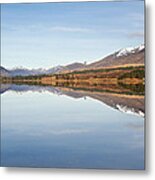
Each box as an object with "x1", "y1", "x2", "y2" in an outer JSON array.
[
  {"x1": 8, "y1": 65, "x2": 64, "y2": 77},
  {"x1": 116, "y1": 44, "x2": 145, "y2": 57},
  {"x1": 1, "y1": 62, "x2": 86, "y2": 77},
  {"x1": 0, "y1": 44, "x2": 145, "y2": 77},
  {"x1": 86, "y1": 44, "x2": 145, "y2": 69}
]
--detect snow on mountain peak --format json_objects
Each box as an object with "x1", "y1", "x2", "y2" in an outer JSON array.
[
  {"x1": 116, "y1": 104, "x2": 144, "y2": 117},
  {"x1": 116, "y1": 47, "x2": 135, "y2": 57},
  {"x1": 116, "y1": 44, "x2": 144, "y2": 57},
  {"x1": 136, "y1": 44, "x2": 145, "y2": 51}
]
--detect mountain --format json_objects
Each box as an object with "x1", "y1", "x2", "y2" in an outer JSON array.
[
  {"x1": 1, "y1": 44, "x2": 145, "y2": 77},
  {"x1": 10, "y1": 68, "x2": 34, "y2": 76},
  {"x1": 64, "y1": 62, "x2": 86, "y2": 70},
  {"x1": 86, "y1": 44, "x2": 144, "y2": 69},
  {"x1": 0, "y1": 66, "x2": 10, "y2": 77},
  {"x1": 9, "y1": 65, "x2": 64, "y2": 77},
  {"x1": 59, "y1": 63, "x2": 86, "y2": 73},
  {"x1": 6, "y1": 63, "x2": 85, "y2": 77}
]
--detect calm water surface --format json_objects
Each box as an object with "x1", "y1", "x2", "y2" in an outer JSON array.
[{"x1": 1, "y1": 85, "x2": 144, "y2": 169}]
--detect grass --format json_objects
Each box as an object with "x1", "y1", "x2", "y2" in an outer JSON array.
[
  {"x1": 0, "y1": 65, "x2": 145, "y2": 96},
  {"x1": 118, "y1": 82, "x2": 145, "y2": 95},
  {"x1": 58, "y1": 65, "x2": 144, "y2": 76},
  {"x1": 118, "y1": 69, "x2": 145, "y2": 80}
]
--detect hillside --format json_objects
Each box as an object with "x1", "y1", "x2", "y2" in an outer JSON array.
[
  {"x1": 61, "y1": 62, "x2": 86, "y2": 72},
  {"x1": 0, "y1": 66, "x2": 10, "y2": 77},
  {"x1": 56, "y1": 44, "x2": 145, "y2": 73},
  {"x1": 85, "y1": 44, "x2": 144, "y2": 69}
]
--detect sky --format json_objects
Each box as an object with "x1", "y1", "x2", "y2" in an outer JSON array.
[{"x1": 1, "y1": 1, "x2": 144, "y2": 69}]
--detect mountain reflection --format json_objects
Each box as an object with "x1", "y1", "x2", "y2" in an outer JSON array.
[{"x1": 0, "y1": 83, "x2": 145, "y2": 117}]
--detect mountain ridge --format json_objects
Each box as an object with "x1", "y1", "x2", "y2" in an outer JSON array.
[{"x1": 0, "y1": 44, "x2": 145, "y2": 77}]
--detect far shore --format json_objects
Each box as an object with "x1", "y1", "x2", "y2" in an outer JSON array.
[{"x1": 0, "y1": 65, "x2": 145, "y2": 96}]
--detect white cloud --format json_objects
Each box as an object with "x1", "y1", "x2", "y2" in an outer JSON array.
[
  {"x1": 2, "y1": 24, "x2": 93, "y2": 34},
  {"x1": 48, "y1": 26, "x2": 93, "y2": 33}
]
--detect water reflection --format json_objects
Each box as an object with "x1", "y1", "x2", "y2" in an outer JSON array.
[
  {"x1": 1, "y1": 84, "x2": 145, "y2": 169},
  {"x1": 1, "y1": 83, "x2": 145, "y2": 117}
]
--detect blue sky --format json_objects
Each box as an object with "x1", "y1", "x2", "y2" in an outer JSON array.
[{"x1": 1, "y1": 1, "x2": 144, "y2": 69}]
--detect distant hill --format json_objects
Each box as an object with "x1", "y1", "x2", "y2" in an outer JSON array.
[
  {"x1": 0, "y1": 44, "x2": 145, "y2": 77},
  {"x1": 59, "y1": 63, "x2": 86, "y2": 73},
  {"x1": 9, "y1": 66, "x2": 64, "y2": 77},
  {"x1": 0, "y1": 66, "x2": 10, "y2": 77},
  {"x1": 65, "y1": 62, "x2": 86, "y2": 70},
  {"x1": 1, "y1": 63, "x2": 86, "y2": 77}
]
